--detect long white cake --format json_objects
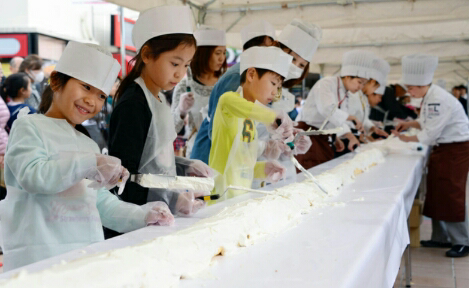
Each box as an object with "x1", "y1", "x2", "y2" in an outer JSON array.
[{"x1": 0, "y1": 148, "x2": 387, "y2": 288}]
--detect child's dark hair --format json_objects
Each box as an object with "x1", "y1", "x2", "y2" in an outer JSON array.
[
  {"x1": 368, "y1": 79, "x2": 379, "y2": 87},
  {"x1": 38, "y1": 72, "x2": 72, "y2": 114},
  {"x1": 114, "y1": 34, "x2": 197, "y2": 105},
  {"x1": 0, "y1": 73, "x2": 30, "y2": 102},
  {"x1": 243, "y1": 36, "x2": 273, "y2": 50},
  {"x1": 38, "y1": 86, "x2": 53, "y2": 114},
  {"x1": 191, "y1": 46, "x2": 227, "y2": 80},
  {"x1": 240, "y1": 68, "x2": 284, "y2": 84},
  {"x1": 277, "y1": 42, "x2": 310, "y2": 89},
  {"x1": 18, "y1": 54, "x2": 43, "y2": 73}
]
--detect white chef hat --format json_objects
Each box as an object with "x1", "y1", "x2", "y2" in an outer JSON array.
[
  {"x1": 241, "y1": 20, "x2": 276, "y2": 48},
  {"x1": 375, "y1": 82, "x2": 386, "y2": 95},
  {"x1": 277, "y1": 19, "x2": 322, "y2": 61},
  {"x1": 401, "y1": 54, "x2": 438, "y2": 86},
  {"x1": 370, "y1": 58, "x2": 390, "y2": 86},
  {"x1": 340, "y1": 50, "x2": 375, "y2": 79},
  {"x1": 132, "y1": 6, "x2": 194, "y2": 52},
  {"x1": 240, "y1": 47, "x2": 293, "y2": 78},
  {"x1": 54, "y1": 41, "x2": 121, "y2": 95},
  {"x1": 194, "y1": 25, "x2": 226, "y2": 46}
]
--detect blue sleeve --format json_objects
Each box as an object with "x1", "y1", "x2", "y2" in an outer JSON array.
[{"x1": 208, "y1": 73, "x2": 241, "y2": 140}]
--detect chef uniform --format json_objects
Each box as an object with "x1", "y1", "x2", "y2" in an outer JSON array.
[
  {"x1": 402, "y1": 54, "x2": 469, "y2": 255},
  {"x1": 347, "y1": 57, "x2": 390, "y2": 137},
  {"x1": 296, "y1": 50, "x2": 375, "y2": 169}
]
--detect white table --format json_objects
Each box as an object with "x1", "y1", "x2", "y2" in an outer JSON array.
[{"x1": 0, "y1": 149, "x2": 428, "y2": 288}]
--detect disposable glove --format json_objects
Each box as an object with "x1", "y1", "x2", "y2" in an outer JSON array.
[
  {"x1": 268, "y1": 111, "x2": 294, "y2": 142},
  {"x1": 265, "y1": 160, "x2": 286, "y2": 182},
  {"x1": 186, "y1": 159, "x2": 216, "y2": 177},
  {"x1": 293, "y1": 129, "x2": 312, "y2": 155},
  {"x1": 263, "y1": 139, "x2": 289, "y2": 160},
  {"x1": 178, "y1": 92, "x2": 195, "y2": 116},
  {"x1": 175, "y1": 191, "x2": 206, "y2": 216},
  {"x1": 144, "y1": 202, "x2": 175, "y2": 226},
  {"x1": 88, "y1": 154, "x2": 128, "y2": 190}
]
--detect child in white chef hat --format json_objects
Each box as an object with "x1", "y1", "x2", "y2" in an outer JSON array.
[
  {"x1": 1, "y1": 41, "x2": 174, "y2": 272},
  {"x1": 209, "y1": 46, "x2": 295, "y2": 200}
]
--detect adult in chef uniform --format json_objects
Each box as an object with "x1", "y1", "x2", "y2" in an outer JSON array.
[
  {"x1": 394, "y1": 54, "x2": 469, "y2": 258},
  {"x1": 346, "y1": 57, "x2": 390, "y2": 141},
  {"x1": 296, "y1": 50, "x2": 375, "y2": 169}
]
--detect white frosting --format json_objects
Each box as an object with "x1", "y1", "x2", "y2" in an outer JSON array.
[
  {"x1": 139, "y1": 174, "x2": 215, "y2": 191},
  {"x1": 0, "y1": 148, "x2": 386, "y2": 288},
  {"x1": 355, "y1": 136, "x2": 426, "y2": 155},
  {"x1": 314, "y1": 127, "x2": 343, "y2": 135}
]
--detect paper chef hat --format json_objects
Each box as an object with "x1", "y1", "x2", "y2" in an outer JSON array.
[
  {"x1": 340, "y1": 50, "x2": 375, "y2": 79},
  {"x1": 132, "y1": 6, "x2": 194, "y2": 52},
  {"x1": 401, "y1": 54, "x2": 438, "y2": 86},
  {"x1": 277, "y1": 19, "x2": 322, "y2": 61},
  {"x1": 240, "y1": 47, "x2": 293, "y2": 78},
  {"x1": 370, "y1": 58, "x2": 390, "y2": 86},
  {"x1": 240, "y1": 20, "x2": 276, "y2": 47},
  {"x1": 194, "y1": 25, "x2": 226, "y2": 46},
  {"x1": 55, "y1": 42, "x2": 121, "y2": 95}
]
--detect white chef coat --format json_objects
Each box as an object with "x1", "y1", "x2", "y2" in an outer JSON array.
[
  {"x1": 346, "y1": 90, "x2": 375, "y2": 132},
  {"x1": 297, "y1": 76, "x2": 351, "y2": 136},
  {"x1": 416, "y1": 84, "x2": 469, "y2": 145}
]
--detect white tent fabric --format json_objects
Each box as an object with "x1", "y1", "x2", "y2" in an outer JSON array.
[{"x1": 105, "y1": 0, "x2": 469, "y2": 89}]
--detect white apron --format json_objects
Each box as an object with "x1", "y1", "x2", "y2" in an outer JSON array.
[
  {"x1": 216, "y1": 88, "x2": 259, "y2": 201},
  {"x1": 135, "y1": 78, "x2": 177, "y2": 202}
]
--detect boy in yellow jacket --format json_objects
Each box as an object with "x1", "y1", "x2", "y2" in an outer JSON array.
[{"x1": 209, "y1": 46, "x2": 294, "y2": 200}]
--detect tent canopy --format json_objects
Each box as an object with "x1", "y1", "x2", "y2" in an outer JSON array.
[{"x1": 105, "y1": 0, "x2": 469, "y2": 88}]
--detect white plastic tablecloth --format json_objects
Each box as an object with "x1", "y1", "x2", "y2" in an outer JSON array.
[{"x1": 0, "y1": 149, "x2": 428, "y2": 288}]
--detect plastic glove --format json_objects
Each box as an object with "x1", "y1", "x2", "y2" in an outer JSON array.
[
  {"x1": 144, "y1": 202, "x2": 175, "y2": 226},
  {"x1": 293, "y1": 129, "x2": 312, "y2": 155},
  {"x1": 178, "y1": 92, "x2": 195, "y2": 116},
  {"x1": 265, "y1": 160, "x2": 286, "y2": 183},
  {"x1": 263, "y1": 139, "x2": 289, "y2": 160},
  {"x1": 88, "y1": 155, "x2": 127, "y2": 190},
  {"x1": 268, "y1": 111, "x2": 294, "y2": 142},
  {"x1": 175, "y1": 191, "x2": 206, "y2": 216},
  {"x1": 186, "y1": 159, "x2": 216, "y2": 177}
]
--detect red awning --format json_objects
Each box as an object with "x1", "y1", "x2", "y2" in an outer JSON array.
[{"x1": 112, "y1": 54, "x2": 135, "y2": 78}]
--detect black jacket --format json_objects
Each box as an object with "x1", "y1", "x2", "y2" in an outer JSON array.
[
  {"x1": 370, "y1": 86, "x2": 417, "y2": 122},
  {"x1": 108, "y1": 82, "x2": 179, "y2": 209},
  {"x1": 459, "y1": 97, "x2": 468, "y2": 116}
]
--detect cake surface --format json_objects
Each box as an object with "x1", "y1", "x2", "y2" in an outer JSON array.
[{"x1": 0, "y1": 148, "x2": 388, "y2": 288}]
